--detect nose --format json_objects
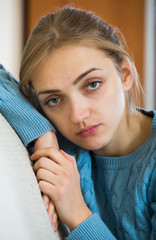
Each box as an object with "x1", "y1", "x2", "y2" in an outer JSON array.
[{"x1": 69, "y1": 97, "x2": 90, "y2": 124}]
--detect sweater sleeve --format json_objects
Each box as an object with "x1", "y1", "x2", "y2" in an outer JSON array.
[
  {"x1": 0, "y1": 64, "x2": 55, "y2": 146},
  {"x1": 66, "y1": 214, "x2": 117, "y2": 240}
]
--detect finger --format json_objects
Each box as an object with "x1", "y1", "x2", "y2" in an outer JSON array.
[
  {"x1": 59, "y1": 150, "x2": 75, "y2": 162},
  {"x1": 51, "y1": 211, "x2": 59, "y2": 232},
  {"x1": 48, "y1": 200, "x2": 55, "y2": 217},
  {"x1": 36, "y1": 168, "x2": 58, "y2": 186},
  {"x1": 48, "y1": 201, "x2": 59, "y2": 232},
  {"x1": 33, "y1": 156, "x2": 61, "y2": 173},
  {"x1": 59, "y1": 150, "x2": 77, "y2": 170},
  {"x1": 39, "y1": 181, "x2": 56, "y2": 201},
  {"x1": 31, "y1": 148, "x2": 59, "y2": 161},
  {"x1": 42, "y1": 194, "x2": 50, "y2": 210},
  {"x1": 31, "y1": 148, "x2": 69, "y2": 166},
  {"x1": 47, "y1": 200, "x2": 59, "y2": 232}
]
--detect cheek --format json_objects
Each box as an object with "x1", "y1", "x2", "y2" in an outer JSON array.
[
  {"x1": 44, "y1": 110, "x2": 70, "y2": 134},
  {"x1": 99, "y1": 83, "x2": 125, "y2": 121},
  {"x1": 110, "y1": 80, "x2": 125, "y2": 104},
  {"x1": 111, "y1": 86, "x2": 126, "y2": 123}
]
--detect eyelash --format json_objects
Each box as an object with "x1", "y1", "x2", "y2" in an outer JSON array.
[
  {"x1": 86, "y1": 81, "x2": 102, "y2": 91},
  {"x1": 44, "y1": 80, "x2": 102, "y2": 108},
  {"x1": 45, "y1": 97, "x2": 61, "y2": 107}
]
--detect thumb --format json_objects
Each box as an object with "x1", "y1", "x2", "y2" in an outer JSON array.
[{"x1": 59, "y1": 150, "x2": 75, "y2": 162}]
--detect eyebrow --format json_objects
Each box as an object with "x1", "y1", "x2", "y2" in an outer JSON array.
[
  {"x1": 38, "y1": 67, "x2": 101, "y2": 96},
  {"x1": 73, "y1": 67, "x2": 101, "y2": 85}
]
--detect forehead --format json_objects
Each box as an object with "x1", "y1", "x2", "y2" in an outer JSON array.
[{"x1": 31, "y1": 45, "x2": 115, "y2": 88}]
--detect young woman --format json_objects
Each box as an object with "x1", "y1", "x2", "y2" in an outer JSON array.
[{"x1": 1, "y1": 6, "x2": 156, "y2": 240}]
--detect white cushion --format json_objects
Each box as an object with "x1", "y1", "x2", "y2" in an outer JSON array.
[{"x1": 0, "y1": 113, "x2": 68, "y2": 240}]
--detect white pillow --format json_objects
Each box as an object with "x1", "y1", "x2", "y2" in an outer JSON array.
[{"x1": 0, "y1": 113, "x2": 68, "y2": 240}]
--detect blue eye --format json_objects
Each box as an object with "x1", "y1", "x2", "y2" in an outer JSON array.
[
  {"x1": 87, "y1": 81, "x2": 101, "y2": 90},
  {"x1": 46, "y1": 98, "x2": 61, "y2": 106}
]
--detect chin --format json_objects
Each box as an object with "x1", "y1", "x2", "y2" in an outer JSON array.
[{"x1": 77, "y1": 138, "x2": 107, "y2": 151}]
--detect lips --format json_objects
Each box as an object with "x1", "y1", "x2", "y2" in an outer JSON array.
[{"x1": 77, "y1": 124, "x2": 100, "y2": 137}]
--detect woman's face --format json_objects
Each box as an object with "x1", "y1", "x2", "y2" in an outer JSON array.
[{"x1": 31, "y1": 45, "x2": 132, "y2": 154}]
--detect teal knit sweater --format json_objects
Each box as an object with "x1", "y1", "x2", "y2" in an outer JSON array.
[
  {"x1": 0, "y1": 64, "x2": 156, "y2": 239},
  {"x1": 67, "y1": 109, "x2": 156, "y2": 240}
]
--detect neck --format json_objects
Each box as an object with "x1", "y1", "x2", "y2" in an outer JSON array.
[{"x1": 93, "y1": 108, "x2": 153, "y2": 157}]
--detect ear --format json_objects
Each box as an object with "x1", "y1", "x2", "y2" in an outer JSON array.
[{"x1": 121, "y1": 60, "x2": 134, "y2": 92}]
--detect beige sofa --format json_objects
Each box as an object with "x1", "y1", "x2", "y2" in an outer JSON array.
[{"x1": 0, "y1": 113, "x2": 68, "y2": 240}]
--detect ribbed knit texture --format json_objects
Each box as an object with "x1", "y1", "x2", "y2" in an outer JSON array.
[
  {"x1": 0, "y1": 64, "x2": 54, "y2": 146},
  {"x1": 67, "y1": 214, "x2": 116, "y2": 240}
]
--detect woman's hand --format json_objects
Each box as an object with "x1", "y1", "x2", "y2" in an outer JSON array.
[
  {"x1": 31, "y1": 148, "x2": 92, "y2": 231},
  {"x1": 34, "y1": 131, "x2": 59, "y2": 231}
]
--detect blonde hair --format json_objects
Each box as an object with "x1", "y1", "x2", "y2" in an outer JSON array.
[{"x1": 19, "y1": 6, "x2": 143, "y2": 111}]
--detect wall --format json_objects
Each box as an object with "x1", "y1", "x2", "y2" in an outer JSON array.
[
  {"x1": 0, "y1": 0, "x2": 24, "y2": 79},
  {"x1": 144, "y1": 0, "x2": 156, "y2": 109}
]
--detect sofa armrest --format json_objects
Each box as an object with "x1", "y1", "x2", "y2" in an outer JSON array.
[{"x1": 0, "y1": 113, "x2": 68, "y2": 240}]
